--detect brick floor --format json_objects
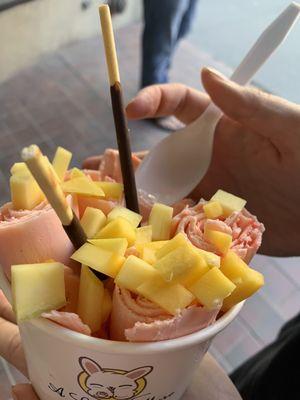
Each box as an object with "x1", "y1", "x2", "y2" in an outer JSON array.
[{"x1": 0, "y1": 23, "x2": 299, "y2": 393}]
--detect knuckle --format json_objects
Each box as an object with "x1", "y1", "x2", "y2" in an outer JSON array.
[{"x1": 7, "y1": 330, "x2": 22, "y2": 361}]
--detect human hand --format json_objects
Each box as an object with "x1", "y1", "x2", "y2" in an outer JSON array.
[
  {"x1": 11, "y1": 384, "x2": 39, "y2": 400},
  {"x1": 0, "y1": 290, "x2": 38, "y2": 399},
  {"x1": 125, "y1": 68, "x2": 300, "y2": 257}
]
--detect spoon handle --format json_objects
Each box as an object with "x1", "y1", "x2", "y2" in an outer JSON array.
[
  {"x1": 199, "y1": 2, "x2": 300, "y2": 126},
  {"x1": 231, "y1": 2, "x2": 300, "y2": 85}
]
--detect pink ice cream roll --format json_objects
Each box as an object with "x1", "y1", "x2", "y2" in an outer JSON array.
[
  {"x1": 0, "y1": 201, "x2": 75, "y2": 280},
  {"x1": 171, "y1": 200, "x2": 265, "y2": 263},
  {"x1": 110, "y1": 286, "x2": 220, "y2": 342}
]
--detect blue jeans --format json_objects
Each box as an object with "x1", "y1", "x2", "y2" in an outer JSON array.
[{"x1": 141, "y1": 0, "x2": 198, "y2": 88}]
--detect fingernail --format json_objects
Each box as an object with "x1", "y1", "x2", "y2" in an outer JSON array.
[{"x1": 203, "y1": 67, "x2": 228, "y2": 80}]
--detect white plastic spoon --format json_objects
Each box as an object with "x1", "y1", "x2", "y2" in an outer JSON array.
[{"x1": 136, "y1": 2, "x2": 300, "y2": 205}]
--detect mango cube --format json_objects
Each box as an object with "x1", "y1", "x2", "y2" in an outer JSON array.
[
  {"x1": 138, "y1": 241, "x2": 168, "y2": 264},
  {"x1": 135, "y1": 225, "x2": 152, "y2": 244},
  {"x1": 10, "y1": 162, "x2": 30, "y2": 176},
  {"x1": 174, "y1": 262, "x2": 210, "y2": 287},
  {"x1": 220, "y1": 250, "x2": 259, "y2": 283},
  {"x1": 149, "y1": 203, "x2": 173, "y2": 240},
  {"x1": 210, "y1": 190, "x2": 246, "y2": 217},
  {"x1": 195, "y1": 248, "x2": 221, "y2": 268},
  {"x1": 77, "y1": 265, "x2": 104, "y2": 333},
  {"x1": 220, "y1": 251, "x2": 264, "y2": 311},
  {"x1": 136, "y1": 240, "x2": 168, "y2": 253},
  {"x1": 71, "y1": 243, "x2": 125, "y2": 278},
  {"x1": 107, "y1": 206, "x2": 142, "y2": 228},
  {"x1": 141, "y1": 246, "x2": 156, "y2": 265},
  {"x1": 10, "y1": 173, "x2": 44, "y2": 210},
  {"x1": 115, "y1": 255, "x2": 159, "y2": 293},
  {"x1": 156, "y1": 233, "x2": 188, "y2": 259},
  {"x1": 11, "y1": 262, "x2": 66, "y2": 322},
  {"x1": 204, "y1": 228, "x2": 232, "y2": 254},
  {"x1": 154, "y1": 244, "x2": 206, "y2": 282},
  {"x1": 156, "y1": 232, "x2": 221, "y2": 269},
  {"x1": 80, "y1": 207, "x2": 107, "y2": 239},
  {"x1": 203, "y1": 201, "x2": 223, "y2": 219},
  {"x1": 88, "y1": 238, "x2": 128, "y2": 256},
  {"x1": 70, "y1": 168, "x2": 86, "y2": 179},
  {"x1": 95, "y1": 181, "x2": 123, "y2": 200},
  {"x1": 61, "y1": 176, "x2": 105, "y2": 197},
  {"x1": 189, "y1": 267, "x2": 236, "y2": 309},
  {"x1": 137, "y1": 280, "x2": 194, "y2": 315},
  {"x1": 95, "y1": 217, "x2": 136, "y2": 246},
  {"x1": 52, "y1": 147, "x2": 72, "y2": 181}
]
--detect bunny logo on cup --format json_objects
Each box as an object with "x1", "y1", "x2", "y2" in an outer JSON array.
[{"x1": 78, "y1": 357, "x2": 153, "y2": 400}]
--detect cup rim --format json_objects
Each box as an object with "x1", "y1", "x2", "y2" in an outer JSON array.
[{"x1": 22, "y1": 302, "x2": 244, "y2": 354}]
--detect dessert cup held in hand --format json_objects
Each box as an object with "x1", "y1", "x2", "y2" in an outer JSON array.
[{"x1": 0, "y1": 268, "x2": 243, "y2": 400}]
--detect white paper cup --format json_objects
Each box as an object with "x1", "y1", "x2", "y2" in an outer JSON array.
[{"x1": 0, "y1": 268, "x2": 243, "y2": 400}]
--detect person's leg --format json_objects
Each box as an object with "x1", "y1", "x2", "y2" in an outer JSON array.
[
  {"x1": 177, "y1": 0, "x2": 198, "y2": 40},
  {"x1": 141, "y1": 0, "x2": 190, "y2": 88}
]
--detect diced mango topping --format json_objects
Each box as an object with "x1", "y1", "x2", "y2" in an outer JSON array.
[
  {"x1": 115, "y1": 256, "x2": 159, "y2": 293},
  {"x1": 95, "y1": 181, "x2": 123, "y2": 200},
  {"x1": 80, "y1": 207, "x2": 107, "y2": 239},
  {"x1": 204, "y1": 228, "x2": 232, "y2": 254},
  {"x1": 137, "y1": 241, "x2": 168, "y2": 265},
  {"x1": 141, "y1": 246, "x2": 157, "y2": 265},
  {"x1": 61, "y1": 176, "x2": 105, "y2": 197},
  {"x1": 156, "y1": 233, "x2": 188, "y2": 259},
  {"x1": 10, "y1": 173, "x2": 44, "y2": 210},
  {"x1": 195, "y1": 248, "x2": 221, "y2": 268},
  {"x1": 52, "y1": 146, "x2": 72, "y2": 181},
  {"x1": 154, "y1": 244, "x2": 205, "y2": 282},
  {"x1": 10, "y1": 162, "x2": 29, "y2": 175},
  {"x1": 77, "y1": 265, "x2": 104, "y2": 333},
  {"x1": 95, "y1": 217, "x2": 136, "y2": 246},
  {"x1": 11, "y1": 262, "x2": 66, "y2": 322},
  {"x1": 8, "y1": 147, "x2": 264, "y2": 328},
  {"x1": 70, "y1": 168, "x2": 85, "y2": 179},
  {"x1": 135, "y1": 225, "x2": 152, "y2": 244},
  {"x1": 210, "y1": 190, "x2": 246, "y2": 217},
  {"x1": 88, "y1": 238, "x2": 128, "y2": 256},
  {"x1": 149, "y1": 203, "x2": 173, "y2": 240},
  {"x1": 107, "y1": 206, "x2": 142, "y2": 228},
  {"x1": 174, "y1": 262, "x2": 209, "y2": 287},
  {"x1": 137, "y1": 279, "x2": 195, "y2": 315},
  {"x1": 71, "y1": 243, "x2": 125, "y2": 278},
  {"x1": 220, "y1": 250, "x2": 248, "y2": 280},
  {"x1": 220, "y1": 251, "x2": 264, "y2": 311},
  {"x1": 203, "y1": 201, "x2": 223, "y2": 219},
  {"x1": 189, "y1": 267, "x2": 236, "y2": 309}
]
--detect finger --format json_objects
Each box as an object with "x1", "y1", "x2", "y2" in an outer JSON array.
[
  {"x1": 201, "y1": 67, "x2": 300, "y2": 139},
  {"x1": 134, "y1": 150, "x2": 148, "y2": 160},
  {"x1": 12, "y1": 384, "x2": 39, "y2": 400},
  {"x1": 0, "y1": 318, "x2": 28, "y2": 377},
  {"x1": 0, "y1": 290, "x2": 16, "y2": 323},
  {"x1": 126, "y1": 83, "x2": 210, "y2": 124},
  {"x1": 82, "y1": 155, "x2": 103, "y2": 170}
]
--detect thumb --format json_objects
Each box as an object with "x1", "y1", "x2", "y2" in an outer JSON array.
[
  {"x1": 201, "y1": 67, "x2": 300, "y2": 139},
  {"x1": 12, "y1": 384, "x2": 39, "y2": 400}
]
